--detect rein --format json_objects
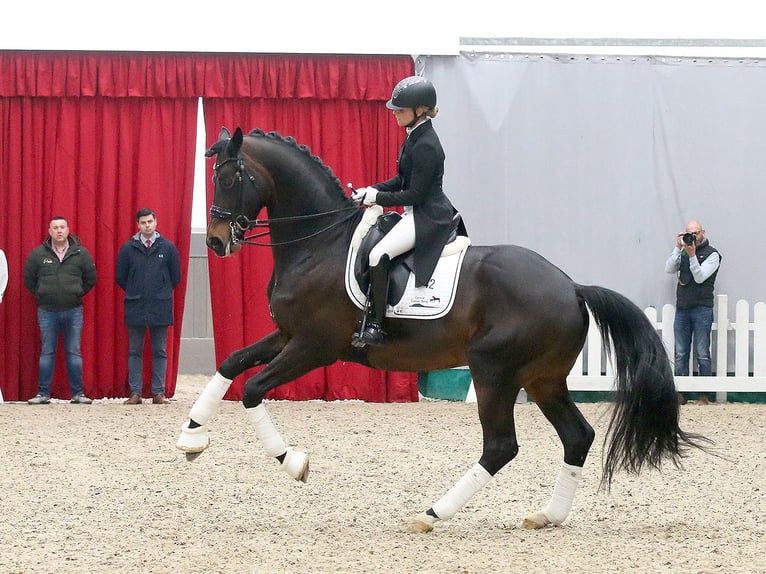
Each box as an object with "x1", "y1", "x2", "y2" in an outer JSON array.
[
  {"x1": 231, "y1": 207, "x2": 360, "y2": 247},
  {"x1": 210, "y1": 154, "x2": 360, "y2": 248}
]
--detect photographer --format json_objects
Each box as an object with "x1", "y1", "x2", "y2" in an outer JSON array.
[{"x1": 664, "y1": 220, "x2": 721, "y2": 403}]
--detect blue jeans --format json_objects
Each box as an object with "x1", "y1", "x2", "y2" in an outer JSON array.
[
  {"x1": 673, "y1": 306, "x2": 714, "y2": 376},
  {"x1": 128, "y1": 325, "x2": 168, "y2": 395},
  {"x1": 37, "y1": 306, "x2": 84, "y2": 396}
]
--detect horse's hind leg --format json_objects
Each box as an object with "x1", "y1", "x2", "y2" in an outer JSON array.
[
  {"x1": 412, "y1": 364, "x2": 522, "y2": 533},
  {"x1": 522, "y1": 381, "x2": 595, "y2": 529},
  {"x1": 176, "y1": 330, "x2": 286, "y2": 457}
]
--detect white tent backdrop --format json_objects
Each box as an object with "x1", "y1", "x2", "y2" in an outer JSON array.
[{"x1": 422, "y1": 53, "x2": 766, "y2": 309}]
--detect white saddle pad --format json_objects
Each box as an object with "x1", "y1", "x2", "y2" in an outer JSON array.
[{"x1": 344, "y1": 206, "x2": 471, "y2": 320}]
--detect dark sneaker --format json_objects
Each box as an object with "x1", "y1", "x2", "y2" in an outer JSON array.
[
  {"x1": 70, "y1": 393, "x2": 93, "y2": 404},
  {"x1": 152, "y1": 394, "x2": 169, "y2": 404},
  {"x1": 28, "y1": 394, "x2": 51, "y2": 405}
]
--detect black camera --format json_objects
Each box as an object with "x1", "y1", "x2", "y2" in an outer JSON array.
[{"x1": 682, "y1": 232, "x2": 696, "y2": 245}]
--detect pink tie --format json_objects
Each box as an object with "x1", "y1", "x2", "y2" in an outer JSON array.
[{"x1": 145, "y1": 239, "x2": 151, "y2": 248}]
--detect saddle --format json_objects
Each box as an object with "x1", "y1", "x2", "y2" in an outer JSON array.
[{"x1": 353, "y1": 210, "x2": 464, "y2": 307}]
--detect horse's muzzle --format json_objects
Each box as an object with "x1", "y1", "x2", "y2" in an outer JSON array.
[
  {"x1": 207, "y1": 220, "x2": 242, "y2": 257},
  {"x1": 206, "y1": 235, "x2": 229, "y2": 257}
]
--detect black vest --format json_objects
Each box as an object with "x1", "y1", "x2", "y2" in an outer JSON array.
[{"x1": 676, "y1": 239, "x2": 720, "y2": 309}]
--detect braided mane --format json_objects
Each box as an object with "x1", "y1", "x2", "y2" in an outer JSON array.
[{"x1": 246, "y1": 129, "x2": 346, "y2": 198}]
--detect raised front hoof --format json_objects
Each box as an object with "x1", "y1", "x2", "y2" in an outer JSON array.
[
  {"x1": 522, "y1": 511, "x2": 552, "y2": 530},
  {"x1": 176, "y1": 421, "x2": 210, "y2": 458},
  {"x1": 410, "y1": 512, "x2": 437, "y2": 533},
  {"x1": 281, "y1": 449, "x2": 310, "y2": 483}
]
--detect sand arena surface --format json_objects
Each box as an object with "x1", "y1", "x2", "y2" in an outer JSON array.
[{"x1": 1, "y1": 374, "x2": 765, "y2": 573}]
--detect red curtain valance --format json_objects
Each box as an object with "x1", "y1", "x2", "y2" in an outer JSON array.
[{"x1": 0, "y1": 51, "x2": 413, "y2": 99}]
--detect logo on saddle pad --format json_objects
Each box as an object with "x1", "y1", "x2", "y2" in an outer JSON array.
[{"x1": 345, "y1": 206, "x2": 470, "y2": 320}]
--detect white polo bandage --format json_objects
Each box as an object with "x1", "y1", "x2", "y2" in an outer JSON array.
[
  {"x1": 188, "y1": 372, "x2": 232, "y2": 425},
  {"x1": 245, "y1": 403, "x2": 287, "y2": 458},
  {"x1": 542, "y1": 462, "x2": 583, "y2": 525},
  {"x1": 431, "y1": 463, "x2": 492, "y2": 520}
]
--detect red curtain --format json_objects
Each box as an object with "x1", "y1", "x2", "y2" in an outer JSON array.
[
  {"x1": 203, "y1": 60, "x2": 419, "y2": 402},
  {"x1": 0, "y1": 95, "x2": 196, "y2": 401},
  {"x1": 0, "y1": 51, "x2": 411, "y2": 100},
  {"x1": 0, "y1": 51, "x2": 417, "y2": 402}
]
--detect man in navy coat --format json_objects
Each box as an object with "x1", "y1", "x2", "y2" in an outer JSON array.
[{"x1": 116, "y1": 208, "x2": 181, "y2": 404}]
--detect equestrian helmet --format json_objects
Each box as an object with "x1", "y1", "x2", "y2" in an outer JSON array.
[{"x1": 386, "y1": 76, "x2": 437, "y2": 111}]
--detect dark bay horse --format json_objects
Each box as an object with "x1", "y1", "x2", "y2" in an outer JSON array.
[{"x1": 177, "y1": 126, "x2": 709, "y2": 531}]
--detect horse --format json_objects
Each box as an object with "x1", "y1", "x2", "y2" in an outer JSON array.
[{"x1": 177, "y1": 126, "x2": 710, "y2": 532}]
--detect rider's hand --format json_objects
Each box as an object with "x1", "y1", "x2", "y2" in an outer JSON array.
[
  {"x1": 351, "y1": 187, "x2": 368, "y2": 203},
  {"x1": 353, "y1": 187, "x2": 378, "y2": 205},
  {"x1": 363, "y1": 188, "x2": 378, "y2": 206}
]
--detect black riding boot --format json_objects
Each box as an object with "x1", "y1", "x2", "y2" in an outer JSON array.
[{"x1": 352, "y1": 256, "x2": 390, "y2": 347}]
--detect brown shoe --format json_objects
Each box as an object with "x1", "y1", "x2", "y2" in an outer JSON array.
[
  {"x1": 124, "y1": 393, "x2": 142, "y2": 405},
  {"x1": 152, "y1": 394, "x2": 169, "y2": 404}
]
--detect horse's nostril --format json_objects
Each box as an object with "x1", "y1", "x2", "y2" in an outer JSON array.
[{"x1": 206, "y1": 237, "x2": 224, "y2": 254}]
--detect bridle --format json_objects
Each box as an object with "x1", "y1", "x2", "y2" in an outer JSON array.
[{"x1": 210, "y1": 154, "x2": 359, "y2": 247}]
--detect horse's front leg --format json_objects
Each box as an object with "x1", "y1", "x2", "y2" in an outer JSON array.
[
  {"x1": 239, "y1": 339, "x2": 332, "y2": 483},
  {"x1": 176, "y1": 330, "x2": 287, "y2": 458}
]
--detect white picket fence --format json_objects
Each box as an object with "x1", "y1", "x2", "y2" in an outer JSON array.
[
  {"x1": 567, "y1": 294, "x2": 766, "y2": 400},
  {"x1": 464, "y1": 294, "x2": 766, "y2": 403}
]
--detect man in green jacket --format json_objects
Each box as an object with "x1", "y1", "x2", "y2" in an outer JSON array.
[{"x1": 24, "y1": 216, "x2": 97, "y2": 404}]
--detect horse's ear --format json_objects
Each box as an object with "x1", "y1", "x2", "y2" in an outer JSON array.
[
  {"x1": 222, "y1": 127, "x2": 244, "y2": 156},
  {"x1": 205, "y1": 127, "x2": 232, "y2": 157}
]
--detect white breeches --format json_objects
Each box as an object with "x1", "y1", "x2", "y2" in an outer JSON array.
[{"x1": 369, "y1": 209, "x2": 416, "y2": 266}]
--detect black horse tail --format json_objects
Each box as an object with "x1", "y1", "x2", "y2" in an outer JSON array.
[{"x1": 575, "y1": 284, "x2": 713, "y2": 489}]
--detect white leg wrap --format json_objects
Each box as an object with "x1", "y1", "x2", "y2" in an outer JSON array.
[
  {"x1": 246, "y1": 404, "x2": 309, "y2": 482},
  {"x1": 245, "y1": 403, "x2": 287, "y2": 458},
  {"x1": 431, "y1": 463, "x2": 492, "y2": 520},
  {"x1": 188, "y1": 372, "x2": 232, "y2": 425},
  {"x1": 542, "y1": 462, "x2": 583, "y2": 525}
]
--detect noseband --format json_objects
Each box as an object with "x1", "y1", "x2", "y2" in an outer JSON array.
[{"x1": 210, "y1": 153, "x2": 359, "y2": 247}]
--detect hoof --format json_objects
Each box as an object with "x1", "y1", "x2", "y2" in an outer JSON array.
[
  {"x1": 522, "y1": 511, "x2": 551, "y2": 530},
  {"x1": 281, "y1": 449, "x2": 310, "y2": 483},
  {"x1": 176, "y1": 421, "x2": 210, "y2": 455},
  {"x1": 410, "y1": 512, "x2": 436, "y2": 533}
]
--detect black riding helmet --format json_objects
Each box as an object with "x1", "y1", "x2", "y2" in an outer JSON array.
[{"x1": 386, "y1": 76, "x2": 437, "y2": 111}]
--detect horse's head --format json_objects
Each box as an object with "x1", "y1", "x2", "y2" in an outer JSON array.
[
  {"x1": 205, "y1": 126, "x2": 358, "y2": 257},
  {"x1": 204, "y1": 127, "x2": 270, "y2": 256}
]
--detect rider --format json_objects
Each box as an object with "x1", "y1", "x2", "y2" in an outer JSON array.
[{"x1": 352, "y1": 76, "x2": 463, "y2": 347}]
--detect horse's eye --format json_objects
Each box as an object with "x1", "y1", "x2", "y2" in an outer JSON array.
[{"x1": 216, "y1": 171, "x2": 237, "y2": 189}]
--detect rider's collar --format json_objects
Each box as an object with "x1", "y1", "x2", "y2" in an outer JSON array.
[{"x1": 406, "y1": 118, "x2": 430, "y2": 136}]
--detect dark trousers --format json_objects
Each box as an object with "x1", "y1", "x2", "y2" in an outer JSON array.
[{"x1": 128, "y1": 325, "x2": 168, "y2": 396}]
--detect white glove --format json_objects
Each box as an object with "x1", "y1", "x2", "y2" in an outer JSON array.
[
  {"x1": 352, "y1": 186, "x2": 378, "y2": 205},
  {"x1": 363, "y1": 187, "x2": 378, "y2": 205}
]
